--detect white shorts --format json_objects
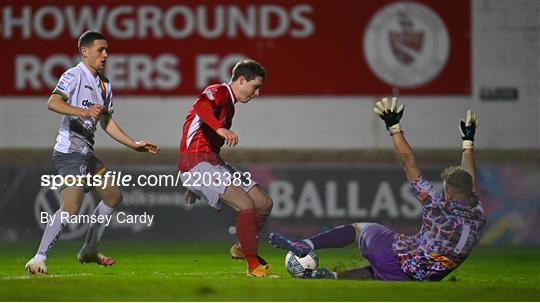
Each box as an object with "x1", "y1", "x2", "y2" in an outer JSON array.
[{"x1": 180, "y1": 161, "x2": 257, "y2": 210}]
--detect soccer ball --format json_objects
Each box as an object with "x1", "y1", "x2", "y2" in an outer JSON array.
[{"x1": 285, "y1": 251, "x2": 319, "y2": 277}]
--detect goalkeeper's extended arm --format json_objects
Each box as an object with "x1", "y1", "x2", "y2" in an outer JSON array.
[
  {"x1": 460, "y1": 110, "x2": 478, "y2": 192},
  {"x1": 373, "y1": 97, "x2": 421, "y2": 181}
]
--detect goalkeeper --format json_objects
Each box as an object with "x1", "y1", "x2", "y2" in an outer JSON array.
[{"x1": 270, "y1": 97, "x2": 486, "y2": 281}]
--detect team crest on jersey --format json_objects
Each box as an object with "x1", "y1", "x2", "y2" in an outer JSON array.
[{"x1": 205, "y1": 89, "x2": 216, "y2": 100}]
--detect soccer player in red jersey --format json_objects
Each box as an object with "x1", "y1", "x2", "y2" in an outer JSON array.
[{"x1": 178, "y1": 60, "x2": 276, "y2": 277}]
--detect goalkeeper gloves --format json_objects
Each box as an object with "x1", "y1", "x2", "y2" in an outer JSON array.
[
  {"x1": 373, "y1": 97, "x2": 404, "y2": 135},
  {"x1": 460, "y1": 110, "x2": 478, "y2": 149}
]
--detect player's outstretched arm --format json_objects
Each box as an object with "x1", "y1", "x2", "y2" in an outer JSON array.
[
  {"x1": 373, "y1": 97, "x2": 421, "y2": 181},
  {"x1": 47, "y1": 94, "x2": 103, "y2": 119},
  {"x1": 100, "y1": 115, "x2": 159, "y2": 153},
  {"x1": 460, "y1": 110, "x2": 478, "y2": 192}
]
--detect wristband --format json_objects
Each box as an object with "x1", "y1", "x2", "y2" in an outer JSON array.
[
  {"x1": 388, "y1": 123, "x2": 402, "y2": 135},
  {"x1": 462, "y1": 140, "x2": 474, "y2": 149}
]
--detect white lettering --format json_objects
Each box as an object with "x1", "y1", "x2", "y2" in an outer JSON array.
[
  {"x1": 164, "y1": 5, "x2": 194, "y2": 39},
  {"x1": 15, "y1": 54, "x2": 180, "y2": 91},
  {"x1": 155, "y1": 55, "x2": 180, "y2": 89},
  {"x1": 326, "y1": 181, "x2": 346, "y2": 218},
  {"x1": 371, "y1": 181, "x2": 399, "y2": 218},
  {"x1": 291, "y1": 5, "x2": 314, "y2": 38},
  {"x1": 227, "y1": 6, "x2": 256, "y2": 38},
  {"x1": 3, "y1": 6, "x2": 31, "y2": 39},
  {"x1": 196, "y1": 53, "x2": 247, "y2": 89},
  {"x1": 197, "y1": 6, "x2": 224, "y2": 39},
  {"x1": 42, "y1": 55, "x2": 73, "y2": 88},
  {"x1": 34, "y1": 6, "x2": 64, "y2": 39},
  {"x1": 295, "y1": 181, "x2": 324, "y2": 218},
  {"x1": 138, "y1": 5, "x2": 163, "y2": 38},
  {"x1": 40, "y1": 212, "x2": 49, "y2": 224},
  {"x1": 16, "y1": 55, "x2": 40, "y2": 90},
  {"x1": 129, "y1": 55, "x2": 153, "y2": 89},
  {"x1": 107, "y1": 5, "x2": 135, "y2": 39},
  {"x1": 2, "y1": 4, "x2": 315, "y2": 40},
  {"x1": 269, "y1": 181, "x2": 295, "y2": 218},
  {"x1": 347, "y1": 182, "x2": 368, "y2": 217},
  {"x1": 65, "y1": 6, "x2": 106, "y2": 39},
  {"x1": 260, "y1": 5, "x2": 289, "y2": 38}
]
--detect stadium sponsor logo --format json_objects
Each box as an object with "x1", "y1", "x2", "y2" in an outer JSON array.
[
  {"x1": 1, "y1": 4, "x2": 314, "y2": 40},
  {"x1": 363, "y1": 1, "x2": 449, "y2": 88},
  {"x1": 267, "y1": 180, "x2": 440, "y2": 219}
]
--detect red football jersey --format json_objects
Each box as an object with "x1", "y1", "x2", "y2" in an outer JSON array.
[{"x1": 178, "y1": 83, "x2": 236, "y2": 171}]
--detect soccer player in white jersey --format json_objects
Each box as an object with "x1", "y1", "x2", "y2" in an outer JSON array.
[{"x1": 25, "y1": 31, "x2": 159, "y2": 275}]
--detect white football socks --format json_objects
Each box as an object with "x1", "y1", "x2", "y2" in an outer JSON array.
[
  {"x1": 34, "y1": 208, "x2": 70, "y2": 262},
  {"x1": 82, "y1": 201, "x2": 115, "y2": 252}
]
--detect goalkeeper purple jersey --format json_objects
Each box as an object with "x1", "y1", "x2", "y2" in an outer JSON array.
[{"x1": 392, "y1": 175, "x2": 486, "y2": 281}]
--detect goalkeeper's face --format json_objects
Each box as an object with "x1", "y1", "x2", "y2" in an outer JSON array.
[{"x1": 82, "y1": 39, "x2": 109, "y2": 73}]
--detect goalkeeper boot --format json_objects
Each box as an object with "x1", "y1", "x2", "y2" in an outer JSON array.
[
  {"x1": 78, "y1": 246, "x2": 116, "y2": 266},
  {"x1": 303, "y1": 268, "x2": 337, "y2": 279},
  {"x1": 269, "y1": 232, "x2": 312, "y2": 257},
  {"x1": 229, "y1": 243, "x2": 268, "y2": 265},
  {"x1": 25, "y1": 258, "x2": 48, "y2": 275},
  {"x1": 247, "y1": 264, "x2": 279, "y2": 278}
]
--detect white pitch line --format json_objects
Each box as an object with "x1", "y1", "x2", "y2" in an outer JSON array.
[{"x1": 1, "y1": 273, "x2": 92, "y2": 280}]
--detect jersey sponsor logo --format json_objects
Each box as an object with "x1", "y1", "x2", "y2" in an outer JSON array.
[
  {"x1": 363, "y1": 2, "x2": 449, "y2": 88},
  {"x1": 84, "y1": 85, "x2": 93, "y2": 91},
  {"x1": 82, "y1": 99, "x2": 95, "y2": 108},
  {"x1": 452, "y1": 208, "x2": 476, "y2": 219}
]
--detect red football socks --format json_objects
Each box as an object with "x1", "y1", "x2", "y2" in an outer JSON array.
[
  {"x1": 236, "y1": 209, "x2": 260, "y2": 269},
  {"x1": 254, "y1": 212, "x2": 268, "y2": 233}
]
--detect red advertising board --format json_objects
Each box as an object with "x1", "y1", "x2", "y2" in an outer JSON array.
[{"x1": 1, "y1": 0, "x2": 470, "y2": 96}]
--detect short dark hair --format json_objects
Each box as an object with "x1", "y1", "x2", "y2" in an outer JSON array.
[
  {"x1": 78, "y1": 31, "x2": 107, "y2": 52},
  {"x1": 441, "y1": 166, "x2": 473, "y2": 196},
  {"x1": 231, "y1": 59, "x2": 266, "y2": 82}
]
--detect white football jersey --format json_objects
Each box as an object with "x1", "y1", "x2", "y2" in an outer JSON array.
[{"x1": 52, "y1": 62, "x2": 114, "y2": 154}]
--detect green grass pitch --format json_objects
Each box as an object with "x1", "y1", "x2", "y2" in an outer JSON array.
[{"x1": 1, "y1": 241, "x2": 539, "y2": 301}]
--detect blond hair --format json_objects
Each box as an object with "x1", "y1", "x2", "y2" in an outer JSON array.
[{"x1": 441, "y1": 166, "x2": 473, "y2": 196}]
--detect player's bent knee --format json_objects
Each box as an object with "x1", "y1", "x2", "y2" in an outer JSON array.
[
  {"x1": 351, "y1": 222, "x2": 374, "y2": 243},
  {"x1": 235, "y1": 196, "x2": 255, "y2": 211},
  {"x1": 254, "y1": 195, "x2": 273, "y2": 216},
  {"x1": 101, "y1": 187, "x2": 123, "y2": 207},
  {"x1": 262, "y1": 196, "x2": 273, "y2": 214}
]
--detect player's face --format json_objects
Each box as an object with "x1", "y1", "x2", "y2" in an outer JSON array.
[
  {"x1": 82, "y1": 39, "x2": 109, "y2": 74},
  {"x1": 237, "y1": 76, "x2": 264, "y2": 103}
]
